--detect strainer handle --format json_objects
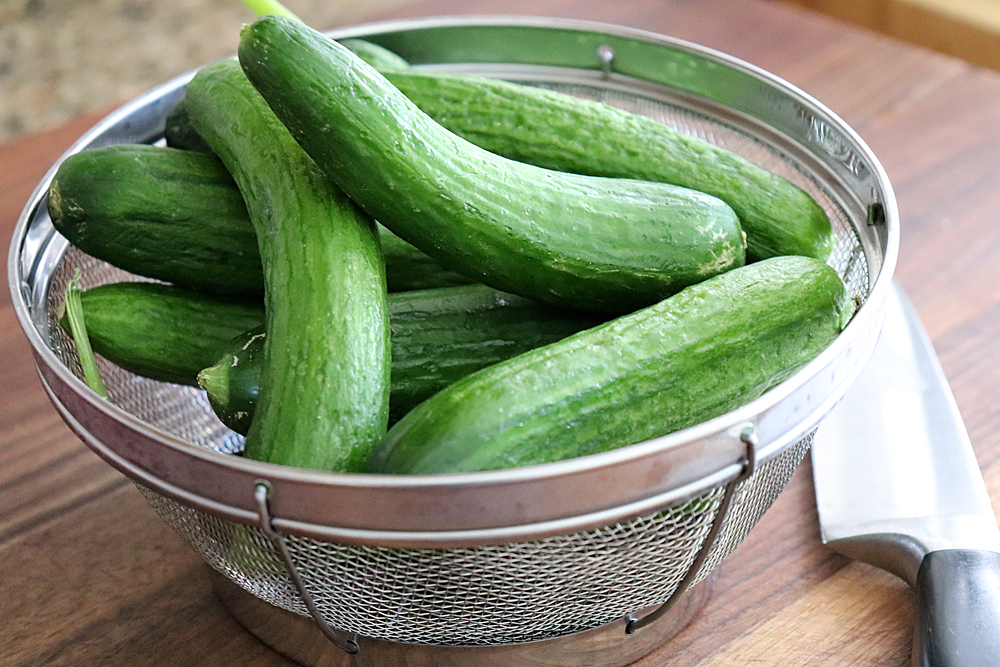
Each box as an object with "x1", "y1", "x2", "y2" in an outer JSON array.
[
  {"x1": 625, "y1": 427, "x2": 758, "y2": 635},
  {"x1": 253, "y1": 481, "x2": 361, "y2": 656}
]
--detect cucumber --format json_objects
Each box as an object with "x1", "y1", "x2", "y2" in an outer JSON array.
[
  {"x1": 238, "y1": 16, "x2": 745, "y2": 313},
  {"x1": 48, "y1": 144, "x2": 263, "y2": 296},
  {"x1": 198, "y1": 284, "x2": 605, "y2": 434},
  {"x1": 48, "y1": 143, "x2": 473, "y2": 294},
  {"x1": 368, "y1": 255, "x2": 850, "y2": 475},
  {"x1": 185, "y1": 58, "x2": 390, "y2": 473},
  {"x1": 59, "y1": 282, "x2": 264, "y2": 386},
  {"x1": 382, "y1": 69, "x2": 833, "y2": 263}
]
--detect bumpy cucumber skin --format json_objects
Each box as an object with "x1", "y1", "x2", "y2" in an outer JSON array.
[
  {"x1": 48, "y1": 144, "x2": 263, "y2": 295},
  {"x1": 62, "y1": 282, "x2": 264, "y2": 387},
  {"x1": 199, "y1": 284, "x2": 606, "y2": 434},
  {"x1": 186, "y1": 58, "x2": 390, "y2": 473},
  {"x1": 238, "y1": 16, "x2": 745, "y2": 314},
  {"x1": 385, "y1": 69, "x2": 833, "y2": 263},
  {"x1": 368, "y1": 255, "x2": 849, "y2": 475}
]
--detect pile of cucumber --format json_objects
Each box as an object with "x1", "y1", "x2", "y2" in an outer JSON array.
[{"x1": 50, "y1": 16, "x2": 850, "y2": 475}]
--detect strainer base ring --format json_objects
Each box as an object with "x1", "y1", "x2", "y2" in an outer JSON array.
[{"x1": 211, "y1": 568, "x2": 717, "y2": 667}]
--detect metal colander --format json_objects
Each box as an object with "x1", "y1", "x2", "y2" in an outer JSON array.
[{"x1": 9, "y1": 16, "x2": 897, "y2": 666}]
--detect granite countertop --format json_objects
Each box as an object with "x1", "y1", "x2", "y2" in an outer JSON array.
[{"x1": 0, "y1": 0, "x2": 416, "y2": 146}]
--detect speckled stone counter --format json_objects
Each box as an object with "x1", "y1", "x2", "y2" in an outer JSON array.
[{"x1": 0, "y1": 0, "x2": 416, "y2": 145}]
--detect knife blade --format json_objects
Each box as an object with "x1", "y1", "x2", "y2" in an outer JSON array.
[{"x1": 812, "y1": 281, "x2": 1000, "y2": 666}]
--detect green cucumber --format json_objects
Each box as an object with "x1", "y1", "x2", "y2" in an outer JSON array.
[
  {"x1": 198, "y1": 284, "x2": 605, "y2": 434},
  {"x1": 48, "y1": 144, "x2": 263, "y2": 296},
  {"x1": 368, "y1": 255, "x2": 850, "y2": 475},
  {"x1": 59, "y1": 281, "x2": 264, "y2": 386},
  {"x1": 238, "y1": 16, "x2": 745, "y2": 314},
  {"x1": 185, "y1": 57, "x2": 390, "y2": 472},
  {"x1": 48, "y1": 143, "x2": 473, "y2": 294},
  {"x1": 382, "y1": 69, "x2": 833, "y2": 263}
]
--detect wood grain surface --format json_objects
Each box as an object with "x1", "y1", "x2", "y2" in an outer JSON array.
[
  {"x1": 3, "y1": 0, "x2": 1000, "y2": 665},
  {"x1": 781, "y1": 0, "x2": 1000, "y2": 73}
]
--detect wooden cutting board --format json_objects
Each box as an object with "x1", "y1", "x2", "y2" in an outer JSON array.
[{"x1": 3, "y1": 0, "x2": 1000, "y2": 665}]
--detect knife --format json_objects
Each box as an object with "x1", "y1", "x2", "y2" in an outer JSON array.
[{"x1": 812, "y1": 281, "x2": 1000, "y2": 666}]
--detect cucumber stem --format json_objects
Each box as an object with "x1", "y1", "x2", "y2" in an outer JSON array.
[
  {"x1": 240, "y1": 0, "x2": 300, "y2": 21},
  {"x1": 197, "y1": 360, "x2": 232, "y2": 406},
  {"x1": 63, "y1": 269, "x2": 108, "y2": 398}
]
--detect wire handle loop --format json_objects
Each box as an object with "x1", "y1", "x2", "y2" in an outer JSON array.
[
  {"x1": 624, "y1": 425, "x2": 759, "y2": 635},
  {"x1": 253, "y1": 481, "x2": 361, "y2": 655}
]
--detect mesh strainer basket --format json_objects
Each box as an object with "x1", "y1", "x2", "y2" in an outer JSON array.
[{"x1": 9, "y1": 16, "x2": 897, "y2": 667}]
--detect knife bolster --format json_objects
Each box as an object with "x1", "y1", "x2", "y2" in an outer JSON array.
[{"x1": 826, "y1": 533, "x2": 927, "y2": 586}]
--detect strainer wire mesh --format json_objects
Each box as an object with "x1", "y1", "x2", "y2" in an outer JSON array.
[
  {"x1": 38, "y1": 71, "x2": 865, "y2": 646},
  {"x1": 136, "y1": 433, "x2": 810, "y2": 646}
]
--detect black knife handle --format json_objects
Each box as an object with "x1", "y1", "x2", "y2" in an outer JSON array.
[{"x1": 914, "y1": 549, "x2": 1000, "y2": 667}]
